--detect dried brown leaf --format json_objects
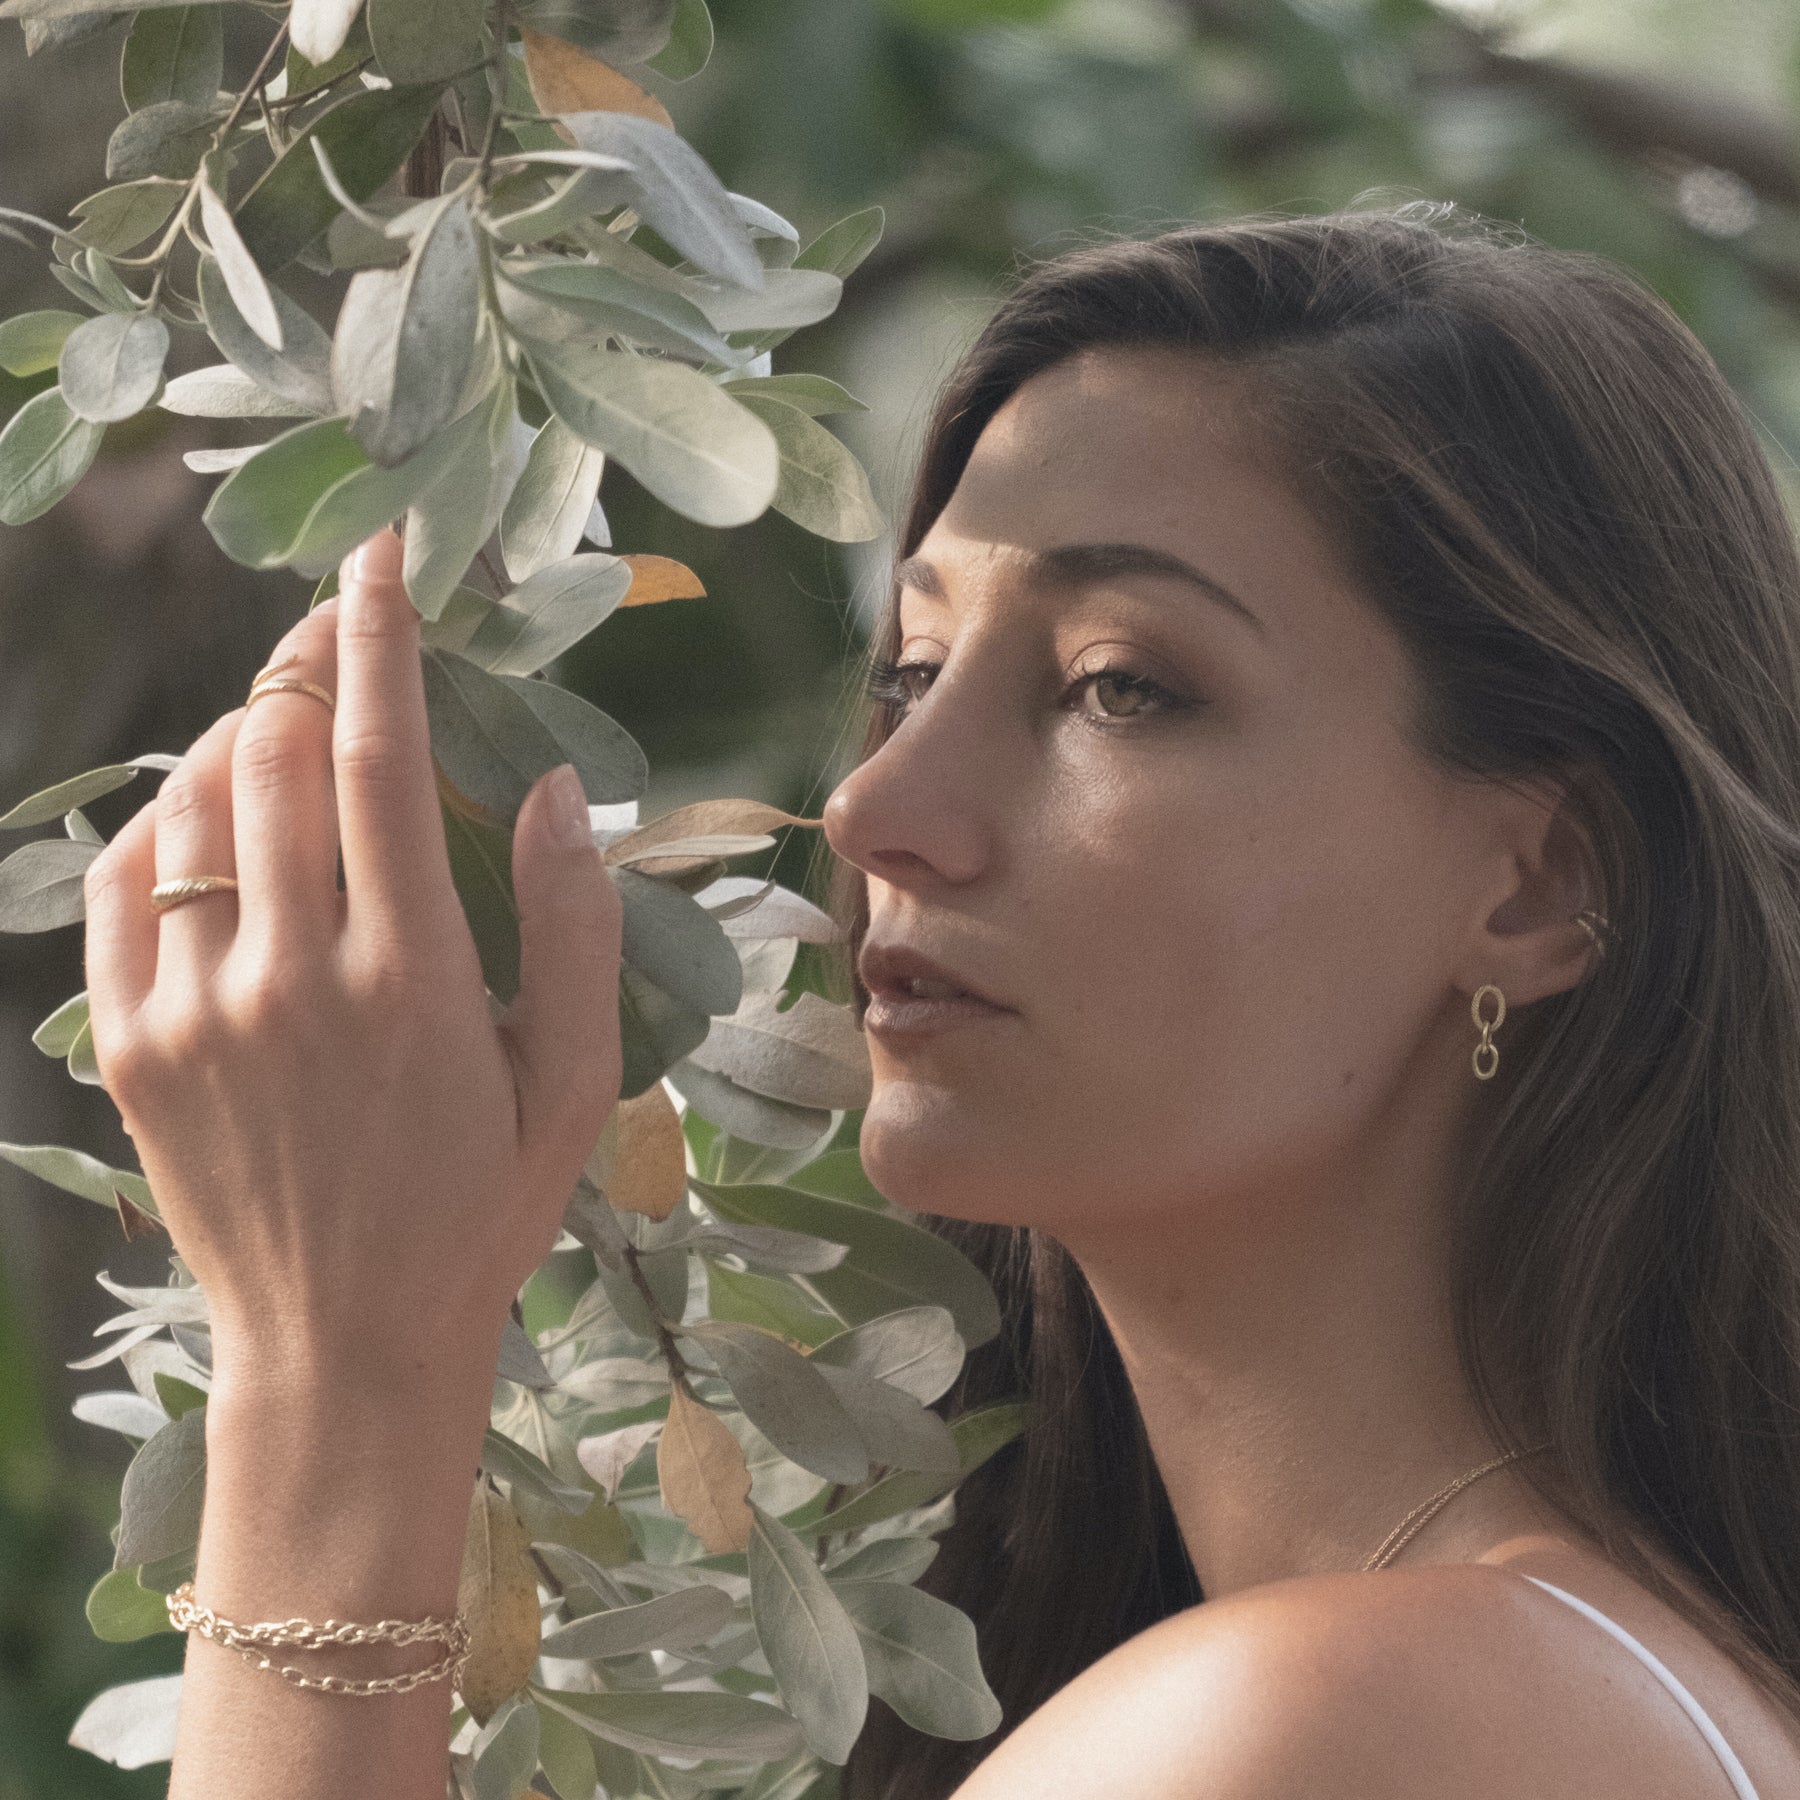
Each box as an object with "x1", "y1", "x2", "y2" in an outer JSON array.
[
  {"x1": 658, "y1": 1381, "x2": 753, "y2": 1554},
  {"x1": 114, "y1": 1188, "x2": 163, "y2": 1241},
  {"x1": 618, "y1": 553, "x2": 706, "y2": 607},
  {"x1": 601, "y1": 1082, "x2": 688, "y2": 1221},
  {"x1": 455, "y1": 1480, "x2": 540, "y2": 1725},
  {"x1": 522, "y1": 28, "x2": 675, "y2": 131},
  {"x1": 602, "y1": 799, "x2": 816, "y2": 875}
]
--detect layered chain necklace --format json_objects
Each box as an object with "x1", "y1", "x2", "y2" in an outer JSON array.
[{"x1": 1361, "y1": 1444, "x2": 1551, "y2": 1572}]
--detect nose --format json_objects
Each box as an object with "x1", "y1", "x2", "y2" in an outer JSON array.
[{"x1": 822, "y1": 681, "x2": 998, "y2": 892}]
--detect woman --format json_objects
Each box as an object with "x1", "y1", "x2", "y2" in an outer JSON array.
[{"x1": 84, "y1": 200, "x2": 1800, "y2": 1798}]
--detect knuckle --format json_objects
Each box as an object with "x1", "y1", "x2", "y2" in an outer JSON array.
[
  {"x1": 337, "y1": 598, "x2": 416, "y2": 646},
  {"x1": 143, "y1": 996, "x2": 222, "y2": 1067},
  {"x1": 91, "y1": 1017, "x2": 152, "y2": 1098},
  {"x1": 154, "y1": 771, "x2": 214, "y2": 834},
  {"x1": 217, "y1": 957, "x2": 312, "y2": 1033},
  {"x1": 232, "y1": 721, "x2": 310, "y2": 793},
  {"x1": 341, "y1": 941, "x2": 425, "y2": 1008},
  {"x1": 333, "y1": 728, "x2": 411, "y2": 788}
]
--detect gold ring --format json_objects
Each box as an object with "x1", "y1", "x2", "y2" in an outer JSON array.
[
  {"x1": 246, "y1": 677, "x2": 335, "y2": 714},
  {"x1": 150, "y1": 875, "x2": 239, "y2": 914}
]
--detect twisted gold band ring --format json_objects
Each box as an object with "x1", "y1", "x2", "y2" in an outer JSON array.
[
  {"x1": 150, "y1": 875, "x2": 239, "y2": 914},
  {"x1": 246, "y1": 676, "x2": 335, "y2": 714}
]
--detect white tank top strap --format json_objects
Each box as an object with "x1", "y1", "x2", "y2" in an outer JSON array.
[{"x1": 1516, "y1": 1573, "x2": 1762, "y2": 1800}]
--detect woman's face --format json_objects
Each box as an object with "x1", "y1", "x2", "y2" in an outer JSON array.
[{"x1": 822, "y1": 346, "x2": 1513, "y2": 1245}]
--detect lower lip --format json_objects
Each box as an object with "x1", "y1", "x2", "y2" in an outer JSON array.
[{"x1": 863, "y1": 992, "x2": 1013, "y2": 1038}]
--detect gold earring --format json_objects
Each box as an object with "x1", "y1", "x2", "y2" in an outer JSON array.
[{"x1": 1471, "y1": 984, "x2": 1506, "y2": 1081}]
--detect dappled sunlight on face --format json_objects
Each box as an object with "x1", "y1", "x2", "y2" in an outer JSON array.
[{"x1": 822, "y1": 347, "x2": 1489, "y2": 1247}]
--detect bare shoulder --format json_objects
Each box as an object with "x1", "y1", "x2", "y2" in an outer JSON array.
[{"x1": 948, "y1": 1560, "x2": 1782, "y2": 1800}]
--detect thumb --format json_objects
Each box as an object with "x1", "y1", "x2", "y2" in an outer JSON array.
[{"x1": 504, "y1": 761, "x2": 624, "y2": 1156}]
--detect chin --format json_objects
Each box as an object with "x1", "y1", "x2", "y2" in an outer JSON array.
[{"x1": 858, "y1": 1077, "x2": 1038, "y2": 1227}]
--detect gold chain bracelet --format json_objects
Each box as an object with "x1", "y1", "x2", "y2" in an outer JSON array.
[{"x1": 166, "y1": 1581, "x2": 471, "y2": 1697}]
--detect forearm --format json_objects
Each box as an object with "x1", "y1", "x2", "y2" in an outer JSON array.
[{"x1": 170, "y1": 1374, "x2": 493, "y2": 1800}]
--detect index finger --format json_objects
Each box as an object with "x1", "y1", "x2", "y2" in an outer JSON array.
[{"x1": 332, "y1": 526, "x2": 456, "y2": 941}]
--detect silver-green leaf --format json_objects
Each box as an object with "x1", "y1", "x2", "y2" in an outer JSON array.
[
  {"x1": 525, "y1": 338, "x2": 777, "y2": 528},
  {"x1": 421, "y1": 648, "x2": 569, "y2": 825},
  {"x1": 58, "y1": 311, "x2": 169, "y2": 424},
  {"x1": 121, "y1": 5, "x2": 223, "y2": 110},
  {"x1": 339, "y1": 193, "x2": 480, "y2": 466},
  {"x1": 0, "y1": 1142, "x2": 156, "y2": 1215},
  {"x1": 809, "y1": 1305, "x2": 964, "y2": 1406},
  {"x1": 477, "y1": 554, "x2": 632, "y2": 675},
  {"x1": 532, "y1": 1685, "x2": 805, "y2": 1764},
  {"x1": 538, "y1": 1583, "x2": 733, "y2": 1660},
  {"x1": 499, "y1": 415, "x2": 605, "y2": 583},
  {"x1": 367, "y1": 0, "x2": 484, "y2": 85},
  {"x1": 402, "y1": 376, "x2": 516, "y2": 619},
  {"x1": 615, "y1": 867, "x2": 743, "y2": 1018},
  {"x1": 471, "y1": 1693, "x2": 539, "y2": 1800},
  {"x1": 66, "y1": 1674, "x2": 183, "y2": 1772},
  {"x1": 158, "y1": 364, "x2": 312, "y2": 419},
  {"x1": 0, "y1": 755, "x2": 168, "y2": 830},
  {"x1": 70, "y1": 181, "x2": 184, "y2": 256},
  {"x1": 691, "y1": 1179, "x2": 1002, "y2": 1351},
  {"x1": 104, "y1": 98, "x2": 219, "y2": 182},
  {"x1": 198, "y1": 174, "x2": 282, "y2": 351},
  {"x1": 677, "y1": 1321, "x2": 868, "y2": 1484},
  {"x1": 197, "y1": 254, "x2": 332, "y2": 412},
  {"x1": 728, "y1": 392, "x2": 882, "y2": 542},
  {"x1": 114, "y1": 1404, "x2": 206, "y2": 1568},
  {"x1": 833, "y1": 1579, "x2": 1002, "y2": 1741},
  {"x1": 747, "y1": 1498, "x2": 868, "y2": 1765},
  {"x1": 556, "y1": 111, "x2": 761, "y2": 289},
  {"x1": 0, "y1": 308, "x2": 83, "y2": 377},
  {"x1": 0, "y1": 836, "x2": 101, "y2": 930},
  {"x1": 666, "y1": 1059, "x2": 834, "y2": 1150}
]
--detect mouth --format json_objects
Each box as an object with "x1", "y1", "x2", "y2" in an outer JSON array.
[{"x1": 858, "y1": 941, "x2": 1015, "y2": 1041}]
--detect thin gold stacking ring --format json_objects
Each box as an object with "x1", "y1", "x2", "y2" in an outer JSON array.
[
  {"x1": 246, "y1": 675, "x2": 335, "y2": 714},
  {"x1": 150, "y1": 875, "x2": 240, "y2": 915}
]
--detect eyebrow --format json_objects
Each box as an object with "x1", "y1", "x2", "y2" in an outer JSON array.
[{"x1": 892, "y1": 542, "x2": 1266, "y2": 636}]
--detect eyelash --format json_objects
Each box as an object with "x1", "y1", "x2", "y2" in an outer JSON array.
[{"x1": 862, "y1": 656, "x2": 1189, "y2": 725}]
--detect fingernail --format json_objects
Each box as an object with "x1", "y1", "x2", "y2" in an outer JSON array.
[
  {"x1": 314, "y1": 595, "x2": 340, "y2": 619},
  {"x1": 347, "y1": 527, "x2": 403, "y2": 587},
  {"x1": 545, "y1": 764, "x2": 591, "y2": 849}
]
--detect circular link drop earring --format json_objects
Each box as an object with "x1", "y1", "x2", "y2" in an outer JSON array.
[{"x1": 1470, "y1": 984, "x2": 1506, "y2": 1080}]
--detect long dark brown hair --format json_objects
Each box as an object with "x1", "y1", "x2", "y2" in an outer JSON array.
[{"x1": 804, "y1": 200, "x2": 1800, "y2": 1796}]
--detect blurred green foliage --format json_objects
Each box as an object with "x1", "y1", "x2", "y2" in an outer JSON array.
[{"x1": 6, "y1": 0, "x2": 1800, "y2": 1791}]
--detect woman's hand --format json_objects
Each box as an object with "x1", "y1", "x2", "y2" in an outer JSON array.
[{"x1": 80, "y1": 524, "x2": 624, "y2": 1410}]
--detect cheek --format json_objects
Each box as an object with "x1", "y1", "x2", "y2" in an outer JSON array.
[{"x1": 857, "y1": 743, "x2": 1453, "y2": 1226}]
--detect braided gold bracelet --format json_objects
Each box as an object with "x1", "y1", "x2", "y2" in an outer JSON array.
[{"x1": 165, "y1": 1581, "x2": 470, "y2": 1697}]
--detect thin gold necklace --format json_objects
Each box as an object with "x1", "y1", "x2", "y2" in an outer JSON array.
[{"x1": 1361, "y1": 1443, "x2": 1552, "y2": 1572}]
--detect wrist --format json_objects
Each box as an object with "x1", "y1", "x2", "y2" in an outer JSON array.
[
  {"x1": 204, "y1": 1306, "x2": 504, "y2": 1433},
  {"x1": 195, "y1": 1361, "x2": 496, "y2": 1622}
]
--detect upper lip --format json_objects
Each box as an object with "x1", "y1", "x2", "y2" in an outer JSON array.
[{"x1": 858, "y1": 940, "x2": 1009, "y2": 1009}]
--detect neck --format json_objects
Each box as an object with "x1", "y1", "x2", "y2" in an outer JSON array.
[{"x1": 1051, "y1": 1073, "x2": 1564, "y2": 1600}]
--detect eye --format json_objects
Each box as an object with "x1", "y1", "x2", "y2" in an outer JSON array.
[
  {"x1": 862, "y1": 657, "x2": 939, "y2": 713},
  {"x1": 1076, "y1": 667, "x2": 1177, "y2": 721},
  {"x1": 862, "y1": 656, "x2": 1187, "y2": 723}
]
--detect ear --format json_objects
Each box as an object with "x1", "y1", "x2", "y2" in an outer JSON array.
[{"x1": 1461, "y1": 774, "x2": 1606, "y2": 1009}]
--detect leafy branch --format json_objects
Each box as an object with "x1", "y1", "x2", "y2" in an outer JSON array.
[{"x1": 0, "y1": 0, "x2": 1027, "y2": 1789}]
